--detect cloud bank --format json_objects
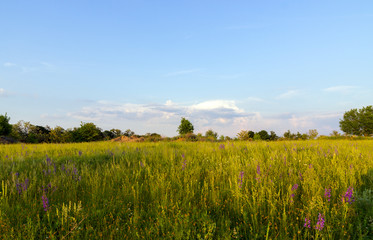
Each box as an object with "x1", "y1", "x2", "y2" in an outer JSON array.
[{"x1": 67, "y1": 99, "x2": 342, "y2": 137}]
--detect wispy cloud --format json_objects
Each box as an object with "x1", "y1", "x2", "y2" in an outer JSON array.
[
  {"x1": 276, "y1": 90, "x2": 300, "y2": 99},
  {"x1": 3, "y1": 62, "x2": 16, "y2": 67},
  {"x1": 246, "y1": 97, "x2": 264, "y2": 102},
  {"x1": 164, "y1": 69, "x2": 200, "y2": 77},
  {"x1": 323, "y1": 85, "x2": 358, "y2": 93}
]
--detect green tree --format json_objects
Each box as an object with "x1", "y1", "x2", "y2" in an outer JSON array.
[
  {"x1": 177, "y1": 117, "x2": 194, "y2": 135},
  {"x1": 269, "y1": 131, "x2": 278, "y2": 141},
  {"x1": 257, "y1": 130, "x2": 270, "y2": 140},
  {"x1": 283, "y1": 130, "x2": 295, "y2": 140},
  {"x1": 49, "y1": 126, "x2": 67, "y2": 143},
  {"x1": 28, "y1": 125, "x2": 50, "y2": 143},
  {"x1": 124, "y1": 129, "x2": 135, "y2": 137},
  {"x1": 339, "y1": 106, "x2": 373, "y2": 136},
  {"x1": 330, "y1": 130, "x2": 341, "y2": 137},
  {"x1": 308, "y1": 129, "x2": 318, "y2": 139},
  {"x1": 110, "y1": 129, "x2": 122, "y2": 138},
  {"x1": 237, "y1": 130, "x2": 248, "y2": 140},
  {"x1": 0, "y1": 113, "x2": 12, "y2": 136},
  {"x1": 205, "y1": 129, "x2": 218, "y2": 140},
  {"x1": 10, "y1": 120, "x2": 32, "y2": 141},
  {"x1": 73, "y1": 122, "x2": 103, "y2": 142},
  {"x1": 248, "y1": 131, "x2": 255, "y2": 139}
]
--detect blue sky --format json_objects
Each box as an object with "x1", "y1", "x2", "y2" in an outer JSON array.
[{"x1": 1, "y1": 1, "x2": 372, "y2": 137}]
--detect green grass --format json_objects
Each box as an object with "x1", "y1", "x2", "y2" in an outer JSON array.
[{"x1": 0, "y1": 140, "x2": 372, "y2": 239}]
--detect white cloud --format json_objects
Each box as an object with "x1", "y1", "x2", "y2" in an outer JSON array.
[
  {"x1": 191, "y1": 100, "x2": 240, "y2": 111},
  {"x1": 3, "y1": 62, "x2": 16, "y2": 67},
  {"x1": 276, "y1": 90, "x2": 300, "y2": 99},
  {"x1": 68, "y1": 99, "x2": 255, "y2": 136},
  {"x1": 67, "y1": 99, "x2": 342, "y2": 137},
  {"x1": 323, "y1": 85, "x2": 358, "y2": 93}
]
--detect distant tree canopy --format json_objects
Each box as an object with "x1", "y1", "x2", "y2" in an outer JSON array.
[
  {"x1": 72, "y1": 122, "x2": 103, "y2": 142},
  {"x1": 339, "y1": 106, "x2": 373, "y2": 136},
  {"x1": 205, "y1": 129, "x2": 218, "y2": 140},
  {"x1": 177, "y1": 117, "x2": 194, "y2": 135},
  {"x1": 0, "y1": 113, "x2": 12, "y2": 136}
]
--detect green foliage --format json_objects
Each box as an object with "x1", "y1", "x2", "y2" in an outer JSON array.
[
  {"x1": 340, "y1": 105, "x2": 373, "y2": 136},
  {"x1": 10, "y1": 120, "x2": 33, "y2": 142},
  {"x1": 205, "y1": 129, "x2": 218, "y2": 140},
  {"x1": 49, "y1": 126, "x2": 68, "y2": 143},
  {"x1": 123, "y1": 129, "x2": 135, "y2": 137},
  {"x1": 283, "y1": 130, "x2": 294, "y2": 140},
  {"x1": 177, "y1": 117, "x2": 194, "y2": 135},
  {"x1": 237, "y1": 130, "x2": 249, "y2": 140},
  {"x1": 269, "y1": 130, "x2": 278, "y2": 141},
  {"x1": 257, "y1": 130, "x2": 270, "y2": 140},
  {"x1": 308, "y1": 129, "x2": 319, "y2": 139},
  {"x1": 72, "y1": 122, "x2": 103, "y2": 142},
  {"x1": 0, "y1": 113, "x2": 12, "y2": 136}
]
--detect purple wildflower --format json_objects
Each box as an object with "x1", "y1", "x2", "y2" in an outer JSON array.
[
  {"x1": 314, "y1": 213, "x2": 325, "y2": 231},
  {"x1": 16, "y1": 183, "x2": 22, "y2": 194},
  {"x1": 238, "y1": 171, "x2": 244, "y2": 188},
  {"x1": 182, "y1": 153, "x2": 185, "y2": 159},
  {"x1": 219, "y1": 144, "x2": 225, "y2": 150},
  {"x1": 342, "y1": 186, "x2": 354, "y2": 204},
  {"x1": 304, "y1": 217, "x2": 311, "y2": 228},
  {"x1": 299, "y1": 172, "x2": 303, "y2": 181},
  {"x1": 324, "y1": 188, "x2": 331, "y2": 201},
  {"x1": 46, "y1": 155, "x2": 51, "y2": 165},
  {"x1": 78, "y1": 151, "x2": 82, "y2": 156},
  {"x1": 140, "y1": 161, "x2": 144, "y2": 168},
  {"x1": 23, "y1": 178, "x2": 29, "y2": 191},
  {"x1": 42, "y1": 194, "x2": 49, "y2": 212},
  {"x1": 256, "y1": 165, "x2": 260, "y2": 175},
  {"x1": 182, "y1": 159, "x2": 187, "y2": 170},
  {"x1": 15, "y1": 172, "x2": 19, "y2": 178},
  {"x1": 290, "y1": 183, "x2": 298, "y2": 201}
]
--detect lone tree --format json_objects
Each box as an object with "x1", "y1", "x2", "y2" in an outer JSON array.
[
  {"x1": 0, "y1": 113, "x2": 12, "y2": 136},
  {"x1": 177, "y1": 117, "x2": 194, "y2": 135},
  {"x1": 339, "y1": 105, "x2": 373, "y2": 136}
]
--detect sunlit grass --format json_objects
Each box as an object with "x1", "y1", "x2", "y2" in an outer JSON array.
[{"x1": 0, "y1": 140, "x2": 372, "y2": 239}]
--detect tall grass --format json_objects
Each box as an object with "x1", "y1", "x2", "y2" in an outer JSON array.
[{"x1": 0, "y1": 140, "x2": 372, "y2": 239}]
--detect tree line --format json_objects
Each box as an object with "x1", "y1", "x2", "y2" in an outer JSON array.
[{"x1": 0, "y1": 106, "x2": 372, "y2": 143}]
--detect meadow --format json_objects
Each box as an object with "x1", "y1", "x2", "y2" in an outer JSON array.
[{"x1": 0, "y1": 140, "x2": 372, "y2": 239}]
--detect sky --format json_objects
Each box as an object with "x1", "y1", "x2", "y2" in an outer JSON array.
[{"x1": 1, "y1": 1, "x2": 372, "y2": 137}]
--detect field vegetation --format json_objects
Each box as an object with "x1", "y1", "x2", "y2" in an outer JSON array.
[{"x1": 0, "y1": 140, "x2": 372, "y2": 239}]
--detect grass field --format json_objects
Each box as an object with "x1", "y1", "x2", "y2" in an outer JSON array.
[{"x1": 0, "y1": 140, "x2": 372, "y2": 239}]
